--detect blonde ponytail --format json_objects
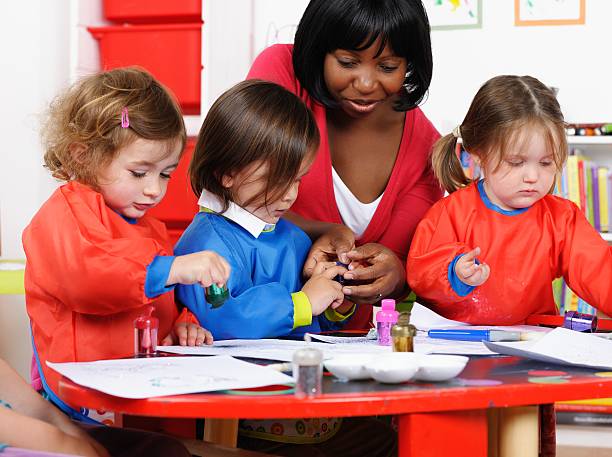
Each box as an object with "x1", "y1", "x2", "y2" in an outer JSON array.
[{"x1": 431, "y1": 133, "x2": 471, "y2": 193}]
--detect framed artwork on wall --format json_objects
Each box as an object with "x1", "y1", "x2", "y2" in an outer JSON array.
[
  {"x1": 515, "y1": 0, "x2": 585, "y2": 26},
  {"x1": 423, "y1": 0, "x2": 482, "y2": 31}
]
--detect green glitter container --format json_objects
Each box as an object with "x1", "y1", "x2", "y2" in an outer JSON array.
[{"x1": 205, "y1": 284, "x2": 229, "y2": 308}]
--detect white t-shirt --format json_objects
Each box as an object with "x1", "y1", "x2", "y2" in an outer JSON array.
[{"x1": 332, "y1": 167, "x2": 383, "y2": 239}]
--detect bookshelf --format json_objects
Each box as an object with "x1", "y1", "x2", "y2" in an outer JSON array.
[
  {"x1": 568, "y1": 136, "x2": 612, "y2": 156},
  {"x1": 566, "y1": 135, "x2": 612, "y2": 244}
]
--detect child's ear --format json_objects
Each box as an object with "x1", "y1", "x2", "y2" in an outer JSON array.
[
  {"x1": 69, "y1": 143, "x2": 88, "y2": 164},
  {"x1": 221, "y1": 174, "x2": 234, "y2": 189},
  {"x1": 471, "y1": 154, "x2": 481, "y2": 168}
]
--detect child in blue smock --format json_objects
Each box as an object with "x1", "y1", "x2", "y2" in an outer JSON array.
[
  {"x1": 175, "y1": 79, "x2": 396, "y2": 457},
  {"x1": 175, "y1": 79, "x2": 355, "y2": 339}
]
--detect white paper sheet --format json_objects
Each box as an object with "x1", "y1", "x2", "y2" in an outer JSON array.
[
  {"x1": 411, "y1": 303, "x2": 467, "y2": 330},
  {"x1": 306, "y1": 334, "x2": 375, "y2": 344},
  {"x1": 485, "y1": 327, "x2": 612, "y2": 370},
  {"x1": 163, "y1": 334, "x2": 497, "y2": 357},
  {"x1": 47, "y1": 355, "x2": 293, "y2": 399},
  {"x1": 161, "y1": 338, "x2": 391, "y2": 361}
]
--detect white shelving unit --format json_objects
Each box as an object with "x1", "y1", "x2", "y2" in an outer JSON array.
[
  {"x1": 567, "y1": 135, "x2": 612, "y2": 243},
  {"x1": 568, "y1": 136, "x2": 612, "y2": 157}
]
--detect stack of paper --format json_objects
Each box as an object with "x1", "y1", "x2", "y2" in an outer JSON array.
[
  {"x1": 48, "y1": 355, "x2": 293, "y2": 399},
  {"x1": 485, "y1": 327, "x2": 612, "y2": 370}
]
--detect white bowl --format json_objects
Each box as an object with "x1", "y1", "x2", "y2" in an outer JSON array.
[
  {"x1": 413, "y1": 355, "x2": 468, "y2": 382},
  {"x1": 366, "y1": 353, "x2": 420, "y2": 384},
  {"x1": 324, "y1": 355, "x2": 374, "y2": 381}
]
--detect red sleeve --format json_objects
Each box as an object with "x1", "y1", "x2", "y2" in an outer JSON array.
[
  {"x1": 175, "y1": 307, "x2": 201, "y2": 325},
  {"x1": 559, "y1": 204, "x2": 612, "y2": 312},
  {"x1": 23, "y1": 185, "x2": 169, "y2": 315},
  {"x1": 380, "y1": 162, "x2": 443, "y2": 263},
  {"x1": 375, "y1": 109, "x2": 443, "y2": 262},
  {"x1": 247, "y1": 44, "x2": 300, "y2": 94},
  {"x1": 407, "y1": 200, "x2": 474, "y2": 306}
]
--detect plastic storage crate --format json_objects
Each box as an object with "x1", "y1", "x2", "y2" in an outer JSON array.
[
  {"x1": 103, "y1": 0, "x2": 201, "y2": 23},
  {"x1": 88, "y1": 23, "x2": 202, "y2": 114}
]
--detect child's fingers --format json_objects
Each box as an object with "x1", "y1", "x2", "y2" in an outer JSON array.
[
  {"x1": 320, "y1": 265, "x2": 348, "y2": 280},
  {"x1": 218, "y1": 257, "x2": 231, "y2": 280},
  {"x1": 312, "y1": 261, "x2": 336, "y2": 276},
  {"x1": 461, "y1": 247, "x2": 481, "y2": 263},
  {"x1": 457, "y1": 262, "x2": 476, "y2": 280},
  {"x1": 330, "y1": 293, "x2": 345, "y2": 309},
  {"x1": 199, "y1": 272, "x2": 215, "y2": 288},
  {"x1": 480, "y1": 263, "x2": 491, "y2": 282},
  {"x1": 211, "y1": 268, "x2": 228, "y2": 287},
  {"x1": 331, "y1": 288, "x2": 344, "y2": 307},
  {"x1": 159, "y1": 333, "x2": 174, "y2": 346},
  {"x1": 303, "y1": 252, "x2": 335, "y2": 278},
  {"x1": 174, "y1": 323, "x2": 189, "y2": 346},
  {"x1": 201, "y1": 328, "x2": 214, "y2": 345},
  {"x1": 185, "y1": 323, "x2": 200, "y2": 346}
]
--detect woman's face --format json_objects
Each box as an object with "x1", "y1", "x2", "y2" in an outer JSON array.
[{"x1": 323, "y1": 38, "x2": 408, "y2": 118}]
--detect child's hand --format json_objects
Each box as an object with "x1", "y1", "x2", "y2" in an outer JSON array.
[
  {"x1": 167, "y1": 251, "x2": 230, "y2": 288},
  {"x1": 160, "y1": 322, "x2": 213, "y2": 346},
  {"x1": 303, "y1": 225, "x2": 355, "y2": 278},
  {"x1": 455, "y1": 247, "x2": 490, "y2": 287},
  {"x1": 302, "y1": 262, "x2": 347, "y2": 315},
  {"x1": 331, "y1": 298, "x2": 355, "y2": 315}
]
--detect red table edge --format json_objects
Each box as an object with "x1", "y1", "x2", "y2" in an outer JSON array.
[
  {"x1": 526, "y1": 314, "x2": 612, "y2": 331},
  {"x1": 59, "y1": 375, "x2": 612, "y2": 419}
]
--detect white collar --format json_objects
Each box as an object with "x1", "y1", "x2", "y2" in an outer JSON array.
[{"x1": 198, "y1": 191, "x2": 276, "y2": 238}]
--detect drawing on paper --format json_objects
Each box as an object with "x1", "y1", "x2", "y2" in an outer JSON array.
[
  {"x1": 515, "y1": 0, "x2": 585, "y2": 26},
  {"x1": 423, "y1": 0, "x2": 482, "y2": 30}
]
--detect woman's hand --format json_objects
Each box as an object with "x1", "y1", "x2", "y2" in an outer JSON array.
[
  {"x1": 160, "y1": 322, "x2": 213, "y2": 346},
  {"x1": 340, "y1": 243, "x2": 406, "y2": 304},
  {"x1": 303, "y1": 225, "x2": 355, "y2": 278}
]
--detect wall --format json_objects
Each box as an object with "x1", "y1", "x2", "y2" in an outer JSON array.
[
  {"x1": 0, "y1": 1, "x2": 72, "y2": 259},
  {"x1": 426, "y1": 0, "x2": 612, "y2": 134},
  {"x1": 1, "y1": 0, "x2": 612, "y2": 259}
]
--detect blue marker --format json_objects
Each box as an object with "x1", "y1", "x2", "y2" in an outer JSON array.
[{"x1": 428, "y1": 329, "x2": 522, "y2": 342}]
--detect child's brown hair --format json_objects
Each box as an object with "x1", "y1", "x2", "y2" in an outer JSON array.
[
  {"x1": 190, "y1": 79, "x2": 320, "y2": 212},
  {"x1": 432, "y1": 75, "x2": 567, "y2": 193},
  {"x1": 42, "y1": 67, "x2": 186, "y2": 188}
]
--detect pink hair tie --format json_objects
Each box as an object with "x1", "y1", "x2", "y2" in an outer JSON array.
[{"x1": 121, "y1": 107, "x2": 130, "y2": 128}]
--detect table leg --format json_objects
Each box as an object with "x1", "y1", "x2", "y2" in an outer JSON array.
[
  {"x1": 204, "y1": 418, "x2": 239, "y2": 448},
  {"x1": 488, "y1": 408, "x2": 500, "y2": 457},
  {"x1": 497, "y1": 406, "x2": 539, "y2": 457},
  {"x1": 397, "y1": 410, "x2": 488, "y2": 457}
]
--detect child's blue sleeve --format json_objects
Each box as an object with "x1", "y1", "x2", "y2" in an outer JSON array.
[
  {"x1": 315, "y1": 305, "x2": 357, "y2": 332},
  {"x1": 145, "y1": 255, "x2": 176, "y2": 298},
  {"x1": 448, "y1": 254, "x2": 476, "y2": 297}
]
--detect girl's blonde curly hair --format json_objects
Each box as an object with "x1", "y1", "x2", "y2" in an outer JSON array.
[{"x1": 42, "y1": 67, "x2": 186, "y2": 188}]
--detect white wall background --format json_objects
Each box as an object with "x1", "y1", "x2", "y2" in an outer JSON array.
[
  {"x1": 0, "y1": 1, "x2": 71, "y2": 259},
  {"x1": 1, "y1": 0, "x2": 612, "y2": 260}
]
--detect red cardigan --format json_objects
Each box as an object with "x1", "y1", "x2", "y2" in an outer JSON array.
[{"x1": 248, "y1": 44, "x2": 443, "y2": 328}]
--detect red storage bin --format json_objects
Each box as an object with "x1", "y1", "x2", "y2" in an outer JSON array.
[
  {"x1": 103, "y1": 0, "x2": 201, "y2": 23},
  {"x1": 88, "y1": 23, "x2": 202, "y2": 115},
  {"x1": 148, "y1": 137, "x2": 199, "y2": 245}
]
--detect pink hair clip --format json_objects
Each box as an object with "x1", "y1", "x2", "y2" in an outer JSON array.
[{"x1": 121, "y1": 107, "x2": 130, "y2": 129}]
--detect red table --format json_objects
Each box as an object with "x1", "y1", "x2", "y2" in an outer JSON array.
[{"x1": 59, "y1": 355, "x2": 612, "y2": 456}]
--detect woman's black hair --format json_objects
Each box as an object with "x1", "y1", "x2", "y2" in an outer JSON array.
[{"x1": 293, "y1": 0, "x2": 432, "y2": 111}]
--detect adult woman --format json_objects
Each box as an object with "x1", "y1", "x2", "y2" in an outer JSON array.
[{"x1": 248, "y1": 0, "x2": 442, "y2": 328}]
